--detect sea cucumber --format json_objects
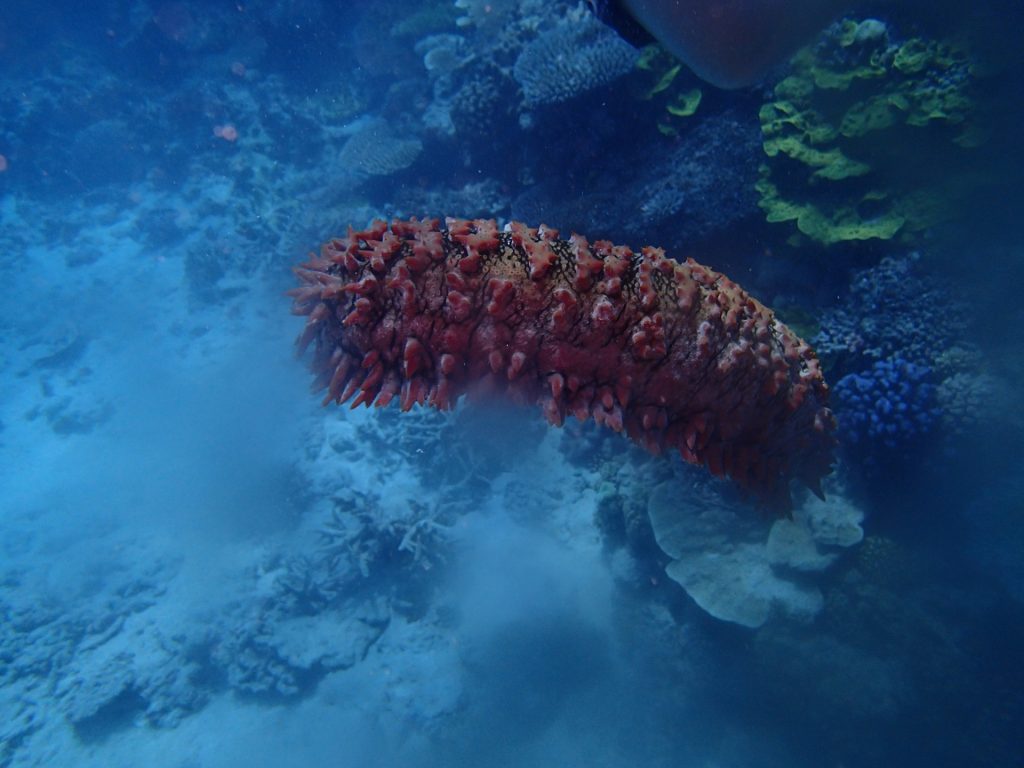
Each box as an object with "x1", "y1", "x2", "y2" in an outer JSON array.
[{"x1": 290, "y1": 217, "x2": 835, "y2": 507}]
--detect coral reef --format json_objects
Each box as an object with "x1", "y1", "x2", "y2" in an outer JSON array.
[
  {"x1": 813, "y1": 254, "x2": 969, "y2": 373},
  {"x1": 935, "y1": 371, "x2": 1015, "y2": 437},
  {"x1": 448, "y1": 66, "x2": 519, "y2": 142},
  {"x1": 746, "y1": 525, "x2": 1023, "y2": 765},
  {"x1": 633, "y1": 44, "x2": 704, "y2": 137},
  {"x1": 211, "y1": 595, "x2": 390, "y2": 698},
  {"x1": 513, "y1": 10, "x2": 638, "y2": 107},
  {"x1": 0, "y1": 536, "x2": 195, "y2": 747},
  {"x1": 756, "y1": 17, "x2": 986, "y2": 245},
  {"x1": 629, "y1": 111, "x2": 762, "y2": 242},
  {"x1": 647, "y1": 477, "x2": 863, "y2": 627},
  {"x1": 814, "y1": 252, "x2": 1014, "y2": 469},
  {"x1": 338, "y1": 120, "x2": 424, "y2": 179},
  {"x1": 833, "y1": 357, "x2": 938, "y2": 451},
  {"x1": 454, "y1": 0, "x2": 518, "y2": 32},
  {"x1": 55, "y1": 611, "x2": 208, "y2": 732},
  {"x1": 509, "y1": 108, "x2": 763, "y2": 253},
  {"x1": 291, "y1": 217, "x2": 835, "y2": 507},
  {"x1": 4, "y1": 0, "x2": 1021, "y2": 763},
  {"x1": 391, "y1": 179, "x2": 512, "y2": 222}
]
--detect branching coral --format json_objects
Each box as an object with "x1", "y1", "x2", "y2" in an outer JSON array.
[
  {"x1": 833, "y1": 357, "x2": 938, "y2": 451},
  {"x1": 317, "y1": 491, "x2": 460, "y2": 578},
  {"x1": 815, "y1": 253, "x2": 1012, "y2": 468}
]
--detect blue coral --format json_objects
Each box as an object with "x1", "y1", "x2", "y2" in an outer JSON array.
[{"x1": 834, "y1": 357, "x2": 939, "y2": 451}]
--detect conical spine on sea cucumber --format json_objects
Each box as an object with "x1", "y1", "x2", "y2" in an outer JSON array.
[{"x1": 290, "y1": 217, "x2": 836, "y2": 508}]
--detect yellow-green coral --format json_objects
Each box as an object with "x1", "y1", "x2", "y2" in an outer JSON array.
[
  {"x1": 666, "y1": 88, "x2": 702, "y2": 117},
  {"x1": 757, "y1": 17, "x2": 985, "y2": 246},
  {"x1": 757, "y1": 175, "x2": 905, "y2": 245},
  {"x1": 801, "y1": 19, "x2": 891, "y2": 89},
  {"x1": 635, "y1": 45, "x2": 703, "y2": 136},
  {"x1": 760, "y1": 98, "x2": 837, "y2": 145},
  {"x1": 762, "y1": 130, "x2": 871, "y2": 181}
]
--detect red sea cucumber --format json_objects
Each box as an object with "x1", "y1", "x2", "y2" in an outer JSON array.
[{"x1": 290, "y1": 217, "x2": 835, "y2": 508}]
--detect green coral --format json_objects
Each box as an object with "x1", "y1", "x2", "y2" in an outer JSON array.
[
  {"x1": 757, "y1": 18, "x2": 985, "y2": 246},
  {"x1": 634, "y1": 45, "x2": 703, "y2": 136},
  {"x1": 799, "y1": 19, "x2": 890, "y2": 89},
  {"x1": 666, "y1": 88, "x2": 702, "y2": 118},
  {"x1": 757, "y1": 174, "x2": 905, "y2": 245}
]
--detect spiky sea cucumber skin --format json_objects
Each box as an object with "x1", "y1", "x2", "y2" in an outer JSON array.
[{"x1": 290, "y1": 217, "x2": 835, "y2": 507}]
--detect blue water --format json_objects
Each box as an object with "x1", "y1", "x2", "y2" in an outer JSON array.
[{"x1": 1, "y1": 1, "x2": 1022, "y2": 766}]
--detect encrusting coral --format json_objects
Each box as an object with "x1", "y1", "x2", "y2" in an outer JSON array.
[{"x1": 290, "y1": 217, "x2": 836, "y2": 509}]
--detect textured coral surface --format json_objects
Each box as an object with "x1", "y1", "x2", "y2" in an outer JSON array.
[{"x1": 290, "y1": 218, "x2": 835, "y2": 507}]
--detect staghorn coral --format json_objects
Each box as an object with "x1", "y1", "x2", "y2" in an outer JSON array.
[
  {"x1": 317, "y1": 494, "x2": 459, "y2": 577},
  {"x1": 274, "y1": 555, "x2": 343, "y2": 615},
  {"x1": 290, "y1": 217, "x2": 835, "y2": 508}
]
